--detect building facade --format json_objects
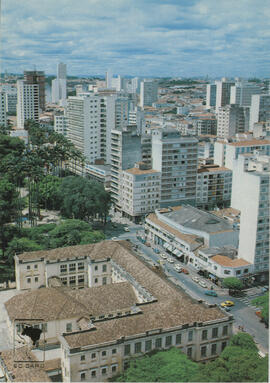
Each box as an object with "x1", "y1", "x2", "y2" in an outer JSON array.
[
  {"x1": 140, "y1": 80, "x2": 158, "y2": 108},
  {"x1": 16, "y1": 80, "x2": 40, "y2": 129}
]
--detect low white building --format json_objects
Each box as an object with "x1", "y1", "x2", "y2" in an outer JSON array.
[{"x1": 122, "y1": 162, "x2": 161, "y2": 222}]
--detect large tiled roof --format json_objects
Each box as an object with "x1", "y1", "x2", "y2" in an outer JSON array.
[
  {"x1": 5, "y1": 282, "x2": 137, "y2": 322},
  {"x1": 0, "y1": 347, "x2": 50, "y2": 382},
  {"x1": 211, "y1": 255, "x2": 251, "y2": 267}
]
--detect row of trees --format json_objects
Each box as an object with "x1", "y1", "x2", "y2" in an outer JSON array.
[{"x1": 112, "y1": 333, "x2": 268, "y2": 382}]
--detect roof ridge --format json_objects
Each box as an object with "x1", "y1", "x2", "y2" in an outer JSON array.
[{"x1": 56, "y1": 288, "x2": 90, "y2": 317}]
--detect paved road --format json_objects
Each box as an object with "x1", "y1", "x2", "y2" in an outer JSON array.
[{"x1": 112, "y1": 226, "x2": 269, "y2": 354}]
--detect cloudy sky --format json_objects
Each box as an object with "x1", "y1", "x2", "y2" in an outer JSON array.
[{"x1": 1, "y1": 0, "x2": 269, "y2": 77}]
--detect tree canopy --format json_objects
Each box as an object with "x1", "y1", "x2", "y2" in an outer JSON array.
[
  {"x1": 113, "y1": 348, "x2": 198, "y2": 382},
  {"x1": 222, "y1": 277, "x2": 244, "y2": 290},
  {"x1": 252, "y1": 292, "x2": 269, "y2": 325}
]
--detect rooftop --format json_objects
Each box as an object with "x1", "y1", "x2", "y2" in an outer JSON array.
[
  {"x1": 227, "y1": 139, "x2": 270, "y2": 147},
  {"x1": 125, "y1": 167, "x2": 159, "y2": 175},
  {"x1": 159, "y1": 205, "x2": 235, "y2": 234},
  {"x1": 198, "y1": 165, "x2": 231, "y2": 173},
  {"x1": 211, "y1": 255, "x2": 251, "y2": 268}
]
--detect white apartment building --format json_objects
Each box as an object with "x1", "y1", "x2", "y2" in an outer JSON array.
[
  {"x1": 152, "y1": 128, "x2": 198, "y2": 207},
  {"x1": 249, "y1": 94, "x2": 270, "y2": 131},
  {"x1": 217, "y1": 104, "x2": 246, "y2": 138},
  {"x1": 215, "y1": 78, "x2": 235, "y2": 113},
  {"x1": 0, "y1": 92, "x2": 7, "y2": 128},
  {"x1": 0, "y1": 85, "x2": 17, "y2": 114},
  {"x1": 67, "y1": 93, "x2": 115, "y2": 164},
  {"x1": 196, "y1": 165, "x2": 232, "y2": 210},
  {"x1": 196, "y1": 117, "x2": 217, "y2": 135},
  {"x1": 214, "y1": 138, "x2": 270, "y2": 169},
  {"x1": 140, "y1": 80, "x2": 158, "y2": 108},
  {"x1": 52, "y1": 63, "x2": 67, "y2": 105},
  {"x1": 110, "y1": 126, "x2": 142, "y2": 210},
  {"x1": 54, "y1": 114, "x2": 68, "y2": 136},
  {"x1": 231, "y1": 152, "x2": 270, "y2": 280},
  {"x1": 206, "y1": 84, "x2": 216, "y2": 108},
  {"x1": 122, "y1": 162, "x2": 161, "y2": 222},
  {"x1": 84, "y1": 163, "x2": 111, "y2": 189},
  {"x1": 230, "y1": 81, "x2": 261, "y2": 107},
  {"x1": 16, "y1": 80, "x2": 40, "y2": 129},
  {"x1": 198, "y1": 141, "x2": 215, "y2": 160}
]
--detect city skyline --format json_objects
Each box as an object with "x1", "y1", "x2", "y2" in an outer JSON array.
[{"x1": 1, "y1": 0, "x2": 269, "y2": 78}]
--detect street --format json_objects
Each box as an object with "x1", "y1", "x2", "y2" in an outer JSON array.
[{"x1": 108, "y1": 220, "x2": 269, "y2": 355}]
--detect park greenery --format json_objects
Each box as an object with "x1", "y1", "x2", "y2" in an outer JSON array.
[
  {"x1": 112, "y1": 333, "x2": 268, "y2": 382},
  {"x1": 222, "y1": 277, "x2": 244, "y2": 290},
  {"x1": 0, "y1": 121, "x2": 110, "y2": 281},
  {"x1": 252, "y1": 292, "x2": 269, "y2": 326}
]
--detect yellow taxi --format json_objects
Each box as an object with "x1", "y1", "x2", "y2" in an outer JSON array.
[{"x1": 221, "y1": 300, "x2": 234, "y2": 307}]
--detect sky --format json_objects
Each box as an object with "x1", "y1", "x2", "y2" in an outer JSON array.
[{"x1": 1, "y1": 0, "x2": 270, "y2": 78}]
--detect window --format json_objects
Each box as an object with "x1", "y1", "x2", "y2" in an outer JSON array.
[
  {"x1": 201, "y1": 346, "x2": 207, "y2": 357},
  {"x1": 202, "y1": 330, "x2": 208, "y2": 341},
  {"x1": 69, "y1": 263, "x2": 76, "y2": 272},
  {"x1": 155, "y1": 338, "x2": 162, "y2": 348},
  {"x1": 95, "y1": 265, "x2": 98, "y2": 271},
  {"x1": 221, "y1": 341, "x2": 227, "y2": 351},
  {"x1": 124, "y1": 344, "x2": 130, "y2": 356},
  {"x1": 34, "y1": 264, "x2": 38, "y2": 269},
  {"x1": 27, "y1": 265, "x2": 30, "y2": 270},
  {"x1": 176, "y1": 334, "x2": 182, "y2": 345},
  {"x1": 187, "y1": 347, "x2": 192, "y2": 358},
  {"x1": 211, "y1": 344, "x2": 217, "y2": 355},
  {"x1": 165, "y1": 336, "x2": 172, "y2": 347},
  {"x1": 135, "y1": 342, "x2": 141, "y2": 353},
  {"x1": 236, "y1": 270, "x2": 241, "y2": 275},
  {"x1": 27, "y1": 278, "x2": 31, "y2": 284},
  {"x1": 78, "y1": 275, "x2": 84, "y2": 284},
  {"x1": 102, "y1": 367, "x2": 107, "y2": 375},
  {"x1": 66, "y1": 323, "x2": 72, "y2": 332},
  {"x1": 69, "y1": 276, "x2": 76, "y2": 285},
  {"x1": 112, "y1": 349, "x2": 117, "y2": 355},
  {"x1": 112, "y1": 365, "x2": 117, "y2": 373},
  {"x1": 60, "y1": 264, "x2": 67, "y2": 273},
  {"x1": 102, "y1": 351, "x2": 107, "y2": 357},
  {"x1": 42, "y1": 323, "x2": 47, "y2": 332},
  {"x1": 91, "y1": 370, "x2": 96, "y2": 377},
  {"x1": 188, "y1": 331, "x2": 193, "y2": 342},
  {"x1": 61, "y1": 277, "x2": 67, "y2": 285},
  {"x1": 212, "y1": 327, "x2": 218, "y2": 338},
  {"x1": 78, "y1": 262, "x2": 84, "y2": 270},
  {"x1": 222, "y1": 326, "x2": 228, "y2": 336},
  {"x1": 91, "y1": 353, "x2": 96, "y2": 359},
  {"x1": 224, "y1": 270, "x2": 231, "y2": 275},
  {"x1": 80, "y1": 355, "x2": 85, "y2": 361},
  {"x1": 102, "y1": 265, "x2": 107, "y2": 272},
  {"x1": 102, "y1": 277, "x2": 107, "y2": 285},
  {"x1": 80, "y1": 372, "x2": 86, "y2": 381},
  {"x1": 145, "y1": 340, "x2": 152, "y2": 352},
  {"x1": 35, "y1": 277, "x2": 38, "y2": 282},
  {"x1": 94, "y1": 278, "x2": 98, "y2": 284}
]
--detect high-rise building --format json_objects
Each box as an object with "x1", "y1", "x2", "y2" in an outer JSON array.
[
  {"x1": 215, "y1": 78, "x2": 235, "y2": 113},
  {"x1": 0, "y1": 92, "x2": 7, "y2": 127},
  {"x1": 231, "y1": 151, "x2": 269, "y2": 281},
  {"x1": 230, "y1": 81, "x2": 261, "y2": 107},
  {"x1": 106, "y1": 70, "x2": 112, "y2": 88},
  {"x1": 217, "y1": 104, "x2": 246, "y2": 138},
  {"x1": 111, "y1": 75, "x2": 122, "y2": 92},
  {"x1": 110, "y1": 126, "x2": 142, "y2": 210},
  {"x1": 16, "y1": 80, "x2": 40, "y2": 129},
  {"x1": 249, "y1": 94, "x2": 270, "y2": 131},
  {"x1": 152, "y1": 128, "x2": 198, "y2": 207},
  {"x1": 54, "y1": 114, "x2": 68, "y2": 136},
  {"x1": 24, "y1": 70, "x2": 45, "y2": 111},
  {"x1": 206, "y1": 84, "x2": 217, "y2": 108},
  {"x1": 52, "y1": 63, "x2": 67, "y2": 105},
  {"x1": 140, "y1": 80, "x2": 158, "y2": 108},
  {"x1": 67, "y1": 93, "x2": 115, "y2": 165}
]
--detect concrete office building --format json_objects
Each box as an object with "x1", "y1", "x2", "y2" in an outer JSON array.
[
  {"x1": 196, "y1": 117, "x2": 217, "y2": 135},
  {"x1": 215, "y1": 78, "x2": 235, "y2": 113},
  {"x1": 249, "y1": 94, "x2": 270, "y2": 132},
  {"x1": 152, "y1": 128, "x2": 198, "y2": 207},
  {"x1": 52, "y1": 63, "x2": 67, "y2": 105},
  {"x1": 24, "y1": 70, "x2": 45, "y2": 111},
  {"x1": 230, "y1": 81, "x2": 261, "y2": 107},
  {"x1": 110, "y1": 126, "x2": 142, "y2": 210},
  {"x1": 196, "y1": 165, "x2": 232, "y2": 210},
  {"x1": 0, "y1": 92, "x2": 7, "y2": 128},
  {"x1": 217, "y1": 105, "x2": 246, "y2": 138},
  {"x1": 206, "y1": 84, "x2": 217, "y2": 108},
  {"x1": 67, "y1": 93, "x2": 115, "y2": 165},
  {"x1": 0, "y1": 84, "x2": 17, "y2": 114},
  {"x1": 140, "y1": 80, "x2": 158, "y2": 108},
  {"x1": 122, "y1": 162, "x2": 161, "y2": 222},
  {"x1": 214, "y1": 138, "x2": 270, "y2": 169},
  {"x1": 16, "y1": 80, "x2": 40, "y2": 129},
  {"x1": 231, "y1": 152, "x2": 270, "y2": 280},
  {"x1": 54, "y1": 114, "x2": 68, "y2": 136}
]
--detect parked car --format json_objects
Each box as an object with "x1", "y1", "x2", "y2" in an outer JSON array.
[
  {"x1": 221, "y1": 300, "x2": 234, "y2": 307},
  {"x1": 153, "y1": 248, "x2": 160, "y2": 254},
  {"x1": 112, "y1": 237, "x2": 118, "y2": 241},
  {"x1": 205, "y1": 290, "x2": 218, "y2": 297},
  {"x1": 182, "y1": 268, "x2": 189, "y2": 274},
  {"x1": 124, "y1": 227, "x2": 130, "y2": 232},
  {"x1": 161, "y1": 253, "x2": 167, "y2": 260},
  {"x1": 192, "y1": 276, "x2": 199, "y2": 283},
  {"x1": 199, "y1": 280, "x2": 207, "y2": 288},
  {"x1": 167, "y1": 258, "x2": 174, "y2": 264},
  {"x1": 174, "y1": 265, "x2": 182, "y2": 273}
]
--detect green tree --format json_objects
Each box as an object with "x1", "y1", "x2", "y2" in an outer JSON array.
[
  {"x1": 34, "y1": 175, "x2": 62, "y2": 210},
  {"x1": 222, "y1": 277, "x2": 243, "y2": 290},
  {"x1": 194, "y1": 333, "x2": 268, "y2": 382},
  {"x1": 6, "y1": 237, "x2": 44, "y2": 264},
  {"x1": 252, "y1": 292, "x2": 269, "y2": 325}
]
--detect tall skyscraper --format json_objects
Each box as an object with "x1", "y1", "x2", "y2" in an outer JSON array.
[
  {"x1": 217, "y1": 104, "x2": 246, "y2": 138},
  {"x1": 52, "y1": 63, "x2": 67, "y2": 105},
  {"x1": 106, "y1": 70, "x2": 112, "y2": 88},
  {"x1": 215, "y1": 78, "x2": 235, "y2": 113},
  {"x1": 230, "y1": 81, "x2": 261, "y2": 107},
  {"x1": 152, "y1": 128, "x2": 198, "y2": 207},
  {"x1": 206, "y1": 84, "x2": 217, "y2": 108},
  {"x1": 249, "y1": 94, "x2": 270, "y2": 131},
  {"x1": 17, "y1": 80, "x2": 40, "y2": 129},
  {"x1": 140, "y1": 80, "x2": 158, "y2": 108},
  {"x1": 24, "y1": 70, "x2": 45, "y2": 111}
]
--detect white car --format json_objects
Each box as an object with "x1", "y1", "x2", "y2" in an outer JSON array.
[
  {"x1": 167, "y1": 258, "x2": 174, "y2": 264},
  {"x1": 124, "y1": 227, "x2": 130, "y2": 232},
  {"x1": 161, "y1": 253, "x2": 167, "y2": 260},
  {"x1": 192, "y1": 276, "x2": 199, "y2": 283},
  {"x1": 199, "y1": 280, "x2": 207, "y2": 288},
  {"x1": 112, "y1": 237, "x2": 118, "y2": 241},
  {"x1": 174, "y1": 265, "x2": 182, "y2": 272}
]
